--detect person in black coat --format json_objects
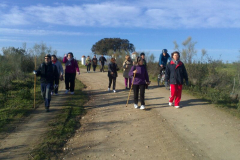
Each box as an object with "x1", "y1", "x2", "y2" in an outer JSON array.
[
  {"x1": 108, "y1": 57, "x2": 119, "y2": 93},
  {"x1": 165, "y1": 51, "x2": 188, "y2": 108},
  {"x1": 99, "y1": 54, "x2": 107, "y2": 72},
  {"x1": 33, "y1": 54, "x2": 59, "y2": 112}
]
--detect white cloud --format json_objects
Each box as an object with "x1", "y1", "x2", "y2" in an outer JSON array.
[
  {"x1": 0, "y1": 28, "x2": 89, "y2": 36},
  {"x1": 0, "y1": 0, "x2": 239, "y2": 28}
]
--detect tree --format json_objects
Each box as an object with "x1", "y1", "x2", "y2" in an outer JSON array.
[
  {"x1": 174, "y1": 37, "x2": 197, "y2": 64},
  {"x1": 91, "y1": 38, "x2": 135, "y2": 55}
]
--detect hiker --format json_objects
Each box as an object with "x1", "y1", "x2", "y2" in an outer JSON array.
[
  {"x1": 92, "y1": 55, "x2": 98, "y2": 72},
  {"x1": 165, "y1": 51, "x2": 188, "y2": 108},
  {"x1": 33, "y1": 54, "x2": 59, "y2": 112},
  {"x1": 51, "y1": 55, "x2": 63, "y2": 95},
  {"x1": 123, "y1": 55, "x2": 133, "y2": 89},
  {"x1": 129, "y1": 56, "x2": 150, "y2": 110},
  {"x1": 99, "y1": 54, "x2": 107, "y2": 72},
  {"x1": 85, "y1": 56, "x2": 91, "y2": 73},
  {"x1": 158, "y1": 49, "x2": 171, "y2": 76},
  {"x1": 63, "y1": 52, "x2": 80, "y2": 94},
  {"x1": 140, "y1": 52, "x2": 147, "y2": 70},
  {"x1": 108, "y1": 57, "x2": 119, "y2": 93}
]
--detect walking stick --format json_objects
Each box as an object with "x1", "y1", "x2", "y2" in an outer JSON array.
[
  {"x1": 34, "y1": 56, "x2": 36, "y2": 109},
  {"x1": 126, "y1": 73, "x2": 136, "y2": 107}
]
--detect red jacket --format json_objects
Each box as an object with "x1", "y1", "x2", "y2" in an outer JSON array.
[{"x1": 63, "y1": 57, "x2": 80, "y2": 74}]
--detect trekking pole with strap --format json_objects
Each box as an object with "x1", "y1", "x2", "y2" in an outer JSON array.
[
  {"x1": 126, "y1": 73, "x2": 136, "y2": 107},
  {"x1": 34, "y1": 56, "x2": 36, "y2": 109}
]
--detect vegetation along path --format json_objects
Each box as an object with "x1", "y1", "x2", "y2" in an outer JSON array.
[
  {"x1": 0, "y1": 80, "x2": 67, "y2": 160},
  {"x1": 63, "y1": 70, "x2": 240, "y2": 160}
]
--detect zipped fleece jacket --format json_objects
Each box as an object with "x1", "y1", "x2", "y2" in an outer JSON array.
[
  {"x1": 165, "y1": 60, "x2": 188, "y2": 84},
  {"x1": 129, "y1": 65, "x2": 149, "y2": 85},
  {"x1": 63, "y1": 57, "x2": 80, "y2": 74},
  {"x1": 36, "y1": 62, "x2": 59, "y2": 84}
]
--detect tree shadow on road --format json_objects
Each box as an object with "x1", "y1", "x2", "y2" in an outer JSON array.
[{"x1": 180, "y1": 99, "x2": 210, "y2": 108}]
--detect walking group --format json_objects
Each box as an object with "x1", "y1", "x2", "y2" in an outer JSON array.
[
  {"x1": 33, "y1": 49, "x2": 188, "y2": 112},
  {"x1": 33, "y1": 52, "x2": 80, "y2": 112}
]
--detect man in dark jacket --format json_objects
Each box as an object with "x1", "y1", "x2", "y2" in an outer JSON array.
[
  {"x1": 99, "y1": 54, "x2": 107, "y2": 72},
  {"x1": 33, "y1": 54, "x2": 59, "y2": 112},
  {"x1": 165, "y1": 51, "x2": 188, "y2": 108},
  {"x1": 158, "y1": 49, "x2": 171, "y2": 75}
]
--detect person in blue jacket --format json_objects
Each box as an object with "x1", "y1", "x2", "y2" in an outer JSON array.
[{"x1": 159, "y1": 49, "x2": 171, "y2": 76}]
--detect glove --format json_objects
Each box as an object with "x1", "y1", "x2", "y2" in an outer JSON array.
[
  {"x1": 54, "y1": 84, "x2": 58, "y2": 89},
  {"x1": 77, "y1": 72, "x2": 80, "y2": 75},
  {"x1": 33, "y1": 71, "x2": 37, "y2": 74},
  {"x1": 186, "y1": 81, "x2": 189, "y2": 86}
]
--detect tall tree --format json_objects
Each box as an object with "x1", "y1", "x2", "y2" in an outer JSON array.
[{"x1": 91, "y1": 38, "x2": 135, "y2": 55}]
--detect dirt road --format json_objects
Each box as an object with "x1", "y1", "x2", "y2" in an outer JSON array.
[
  {"x1": 63, "y1": 70, "x2": 240, "y2": 160},
  {"x1": 0, "y1": 81, "x2": 66, "y2": 160}
]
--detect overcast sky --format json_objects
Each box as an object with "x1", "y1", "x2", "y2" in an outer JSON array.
[{"x1": 0, "y1": 0, "x2": 239, "y2": 62}]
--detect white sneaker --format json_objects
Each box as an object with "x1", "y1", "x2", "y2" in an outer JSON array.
[
  {"x1": 108, "y1": 88, "x2": 110, "y2": 91},
  {"x1": 71, "y1": 92, "x2": 74, "y2": 95},
  {"x1": 113, "y1": 90, "x2": 116, "y2": 93},
  {"x1": 51, "y1": 91, "x2": 53, "y2": 95},
  {"x1": 134, "y1": 104, "x2": 138, "y2": 109},
  {"x1": 169, "y1": 102, "x2": 173, "y2": 106},
  {"x1": 140, "y1": 105, "x2": 145, "y2": 110},
  {"x1": 175, "y1": 106, "x2": 180, "y2": 108},
  {"x1": 65, "y1": 90, "x2": 69, "y2": 94}
]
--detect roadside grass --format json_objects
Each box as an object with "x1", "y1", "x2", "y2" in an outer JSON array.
[
  {"x1": 30, "y1": 79, "x2": 88, "y2": 160},
  {"x1": 0, "y1": 75, "x2": 42, "y2": 133}
]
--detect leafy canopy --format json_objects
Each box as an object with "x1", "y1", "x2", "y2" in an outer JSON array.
[{"x1": 91, "y1": 38, "x2": 135, "y2": 55}]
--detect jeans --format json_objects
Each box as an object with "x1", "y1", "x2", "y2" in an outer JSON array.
[
  {"x1": 87, "y1": 64, "x2": 91, "y2": 71},
  {"x1": 41, "y1": 83, "x2": 52, "y2": 108}
]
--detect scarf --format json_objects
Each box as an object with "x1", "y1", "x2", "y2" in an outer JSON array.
[
  {"x1": 52, "y1": 59, "x2": 57, "y2": 64},
  {"x1": 66, "y1": 58, "x2": 73, "y2": 66},
  {"x1": 172, "y1": 59, "x2": 179, "y2": 65}
]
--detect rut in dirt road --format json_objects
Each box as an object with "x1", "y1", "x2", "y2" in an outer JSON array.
[{"x1": 63, "y1": 71, "x2": 240, "y2": 160}]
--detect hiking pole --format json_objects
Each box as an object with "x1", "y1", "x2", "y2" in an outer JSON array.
[
  {"x1": 34, "y1": 56, "x2": 36, "y2": 109},
  {"x1": 126, "y1": 73, "x2": 136, "y2": 107}
]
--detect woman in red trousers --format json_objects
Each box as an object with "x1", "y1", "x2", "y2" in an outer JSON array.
[{"x1": 165, "y1": 51, "x2": 188, "y2": 108}]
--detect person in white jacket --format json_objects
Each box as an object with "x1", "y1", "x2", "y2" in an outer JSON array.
[{"x1": 51, "y1": 55, "x2": 64, "y2": 95}]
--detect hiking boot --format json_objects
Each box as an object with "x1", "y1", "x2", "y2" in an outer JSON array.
[
  {"x1": 55, "y1": 93, "x2": 58, "y2": 96},
  {"x1": 169, "y1": 102, "x2": 173, "y2": 106},
  {"x1": 134, "y1": 104, "x2": 138, "y2": 109},
  {"x1": 125, "y1": 87, "x2": 128, "y2": 89},
  {"x1": 113, "y1": 90, "x2": 116, "y2": 93},
  {"x1": 140, "y1": 105, "x2": 145, "y2": 110},
  {"x1": 65, "y1": 90, "x2": 69, "y2": 94},
  {"x1": 71, "y1": 92, "x2": 74, "y2": 95},
  {"x1": 175, "y1": 106, "x2": 180, "y2": 109},
  {"x1": 46, "y1": 107, "x2": 49, "y2": 112}
]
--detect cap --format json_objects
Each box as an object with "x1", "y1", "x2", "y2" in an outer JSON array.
[{"x1": 45, "y1": 54, "x2": 51, "y2": 59}]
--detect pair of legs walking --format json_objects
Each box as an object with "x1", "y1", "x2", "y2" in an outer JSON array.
[
  {"x1": 41, "y1": 83, "x2": 52, "y2": 111},
  {"x1": 169, "y1": 84, "x2": 182, "y2": 108},
  {"x1": 133, "y1": 84, "x2": 145, "y2": 109},
  {"x1": 65, "y1": 73, "x2": 76, "y2": 93},
  {"x1": 100, "y1": 63, "x2": 105, "y2": 72},
  {"x1": 108, "y1": 76, "x2": 116, "y2": 92},
  {"x1": 87, "y1": 65, "x2": 91, "y2": 72},
  {"x1": 93, "y1": 65, "x2": 97, "y2": 72},
  {"x1": 125, "y1": 78, "x2": 132, "y2": 89}
]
